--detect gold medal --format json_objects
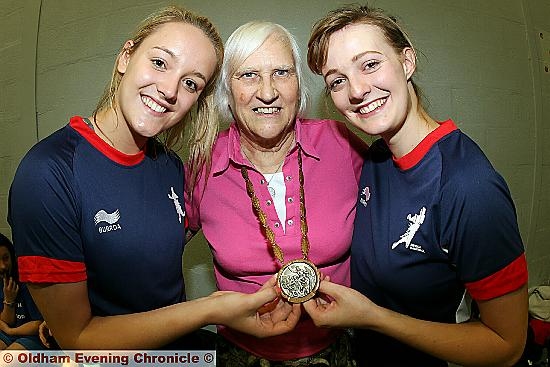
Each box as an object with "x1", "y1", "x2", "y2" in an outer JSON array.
[
  {"x1": 242, "y1": 149, "x2": 319, "y2": 303},
  {"x1": 277, "y1": 259, "x2": 320, "y2": 303}
]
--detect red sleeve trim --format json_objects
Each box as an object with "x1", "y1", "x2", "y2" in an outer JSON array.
[
  {"x1": 18, "y1": 256, "x2": 87, "y2": 283},
  {"x1": 465, "y1": 253, "x2": 528, "y2": 301}
]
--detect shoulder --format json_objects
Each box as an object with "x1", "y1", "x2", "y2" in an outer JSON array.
[
  {"x1": 438, "y1": 130, "x2": 503, "y2": 188},
  {"x1": 437, "y1": 131, "x2": 514, "y2": 213},
  {"x1": 298, "y1": 118, "x2": 361, "y2": 146},
  {"x1": 15, "y1": 124, "x2": 79, "y2": 184},
  {"x1": 299, "y1": 118, "x2": 347, "y2": 134},
  {"x1": 148, "y1": 140, "x2": 184, "y2": 169}
]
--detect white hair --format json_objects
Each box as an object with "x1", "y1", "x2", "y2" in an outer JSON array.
[{"x1": 215, "y1": 21, "x2": 309, "y2": 121}]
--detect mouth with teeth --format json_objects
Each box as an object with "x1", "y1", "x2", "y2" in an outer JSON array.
[
  {"x1": 141, "y1": 96, "x2": 167, "y2": 113},
  {"x1": 358, "y1": 98, "x2": 387, "y2": 115},
  {"x1": 253, "y1": 107, "x2": 281, "y2": 115}
]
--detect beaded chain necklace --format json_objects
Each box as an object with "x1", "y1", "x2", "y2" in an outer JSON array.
[{"x1": 240, "y1": 150, "x2": 319, "y2": 303}]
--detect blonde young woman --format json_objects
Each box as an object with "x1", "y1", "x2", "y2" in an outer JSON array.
[
  {"x1": 8, "y1": 6, "x2": 299, "y2": 350},
  {"x1": 304, "y1": 4, "x2": 528, "y2": 367}
]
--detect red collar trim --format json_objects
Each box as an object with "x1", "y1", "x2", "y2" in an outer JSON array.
[
  {"x1": 69, "y1": 116, "x2": 145, "y2": 166},
  {"x1": 394, "y1": 120, "x2": 457, "y2": 170}
]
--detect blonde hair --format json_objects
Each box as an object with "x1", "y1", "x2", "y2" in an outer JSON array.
[
  {"x1": 215, "y1": 21, "x2": 309, "y2": 121},
  {"x1": 93, "y1": 5, "x2": 223, "y2": 192}
]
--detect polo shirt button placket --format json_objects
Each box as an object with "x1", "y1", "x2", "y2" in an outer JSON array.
[{"x1": 287, "y1": 219, "x2": 294, "y2": 226}]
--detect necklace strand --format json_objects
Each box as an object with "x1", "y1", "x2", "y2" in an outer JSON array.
[{"x1": 241, "y1": 150, "x2": 309, "y2": 264}]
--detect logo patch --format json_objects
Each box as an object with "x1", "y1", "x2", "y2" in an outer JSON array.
[
  {"x1": 168, "y1": 187, "x2": 185, "y2": 223},
  {"x1": 360, "y1": 186, "x2": 371, "y2": 207},
  {"x1": 391, "y1": 207, "x2": 426, "y2": 253},
  {"x1": 94, "y1": 209, "x2": 122, "y2": 233}
]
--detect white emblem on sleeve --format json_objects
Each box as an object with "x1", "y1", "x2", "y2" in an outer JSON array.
[{"x1": 168, "y1": 187, "x2": 185, "y2": 223}]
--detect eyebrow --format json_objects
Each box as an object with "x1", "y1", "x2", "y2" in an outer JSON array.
[
  {"x1": 153, "y1": 46, "x2": 208, "y2": 83},
  {"x1": 235, "y1": 64, "x2": 295, "y2": 73},
  {"x1": 323, "y1": 50, "x2": 381, "y2": 81}
]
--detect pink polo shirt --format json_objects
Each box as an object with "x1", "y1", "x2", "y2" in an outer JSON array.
[{"x1": 186, "y1": 118, "x2": 366, "y2": 360}]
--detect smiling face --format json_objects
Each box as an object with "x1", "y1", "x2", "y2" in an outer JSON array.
[
  {"x1": 322, "y1": 23, "x2": 415, "y2": 140},
  {"x1": 115, "y1": 21, "x2": 218, "y2": 146},
  {"x1": 230, "y1": 34, "x2": 299, "y2": 149}
]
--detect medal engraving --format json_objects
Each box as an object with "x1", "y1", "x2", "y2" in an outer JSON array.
[{"x1": 277, "y1": 259, "x2": 320, "y2": 303}]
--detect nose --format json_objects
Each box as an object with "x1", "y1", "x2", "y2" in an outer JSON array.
[
  {"x1": 256, "y1": 74, "x2": 278, "y2": 103},
  {"x1": 348, "y1": 74, "x2": 370, "y2": 104},
  {"x1": 158, "y1": 74, "x2": 179, "y2": 105}
]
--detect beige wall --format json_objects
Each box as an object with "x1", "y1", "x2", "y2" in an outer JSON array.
[{"x1": 0, "y1": 0, "x2": 549, "y2": 299}]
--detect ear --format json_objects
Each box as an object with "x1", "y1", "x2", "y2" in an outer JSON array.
[
  {"x1": 116, "y1": 40, "x2": 135, "y2": 74},
  {"x1": 401, "y1": 47, "x2": 416, "y2": 81}
]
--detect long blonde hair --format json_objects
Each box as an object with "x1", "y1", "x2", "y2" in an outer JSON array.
[{"x1": 93, "y1": 5, "x2": 223, "y2": 191}]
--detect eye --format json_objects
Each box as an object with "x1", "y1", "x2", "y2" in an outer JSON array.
[
  {"x1": 363, "y1": 60, "x2": 381, "y2": 72},
  {"x1": 240, "y1": 72, "x2": 257, "y2": 79},
  {"x1": 151, "y1": 58, "x2": 167, "y2": 70},
  {"x1": 273, "y1": 69, "x2": 289, "y2": 77},
  {"x1": 183, "y1": 79, "x2": 198, "y2": 92},
  {"x1": 328, "y1": 77, "x2": 346, "y2": 92}
]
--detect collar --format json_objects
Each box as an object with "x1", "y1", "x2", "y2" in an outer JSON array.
[
  {"x1": 394, "y1": 119, "x2": 457, "y2": 170},
  {"x1": 211, "y1": 117, "x2": 320, "y2": 175},
  {"x1": 70, "y1": 116, "x2": 145, "y2": 166}
]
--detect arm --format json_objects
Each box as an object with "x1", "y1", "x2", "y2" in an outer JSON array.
[
  {"x1": 0, "y1": 320, "x2": 41, "y2": 337},
  {"x1": 29, "y1": 277, "x2": 299, "y2": 349},
  {"x1": 304, "y1": 281, "x2": 527, "y2": 367}
]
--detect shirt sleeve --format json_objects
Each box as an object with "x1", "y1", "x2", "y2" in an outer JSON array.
[
  {"x1": 333, "y1": 121, "x2": 368, "y2": 184},
  {"x1": 442, "y1": 164, "x2": 527, "y2": 301},
  {"x1": 184, "y1": 163, "x2": 206, "y2": 232},
  {"x1": 8, "y1": 138, "x2": 87, "y2": 283}
]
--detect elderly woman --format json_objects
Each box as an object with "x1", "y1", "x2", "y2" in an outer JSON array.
[{"x1": 185, "y1": 21, "x2": 367, "y2": 366}]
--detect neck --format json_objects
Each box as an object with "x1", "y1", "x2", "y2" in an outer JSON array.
[
  {"x1": 384, "y1": 88, "x2": 439, "y2": 159},
  {"x1": 241, "y1": 131, "x2": 295, "y2": 174},
  {"x1": 93, "y1": 108, "x2": 147, "y2": 154}
]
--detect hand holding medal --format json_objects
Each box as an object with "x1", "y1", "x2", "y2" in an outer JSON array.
[{"x1": 241, "y1": 150, "x2": 320, "y2": 303}]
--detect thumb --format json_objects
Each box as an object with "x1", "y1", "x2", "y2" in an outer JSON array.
[
  {"x1": 252, "y1": 286, "x2": 279, "y2": 308},
  {"x1": 302, "y1": 298, "x2": 318, "y2": 314},
  {"x1": 317, "y1": 280, "x2": 341, "y2": 299}
]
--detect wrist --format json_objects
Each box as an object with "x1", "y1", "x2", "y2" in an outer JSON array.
[{"x1": 3, "y1": 300, "x2": 15, "y2": 307}]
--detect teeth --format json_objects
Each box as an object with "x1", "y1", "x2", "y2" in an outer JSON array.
[
  {"x1": 141, "y1": 96, "x2": 167, "y2": 113},
  {"x1": 254, "y1": 107, "x2": 280, "y2": 114},
  {"x1": 359, "y1": 99, "x2": 386, "y2": 114}
]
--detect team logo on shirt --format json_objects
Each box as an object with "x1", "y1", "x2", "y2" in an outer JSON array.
[
  {"x1": 360, "y1": 186, "x2": 371, "y2": 207},
  {"x1": 94, "y1": 209, "x2": 122, "y2": 233},
  {"x1": 391, "y1": 207, "x2": 426, "y2": 253},
  {"x1": 168, "y1": 187, "x2": 185, "y2": 224}
]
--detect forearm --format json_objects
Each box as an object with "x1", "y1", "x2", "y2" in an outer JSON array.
[
  {"x1": 54, "y1": 297, "x2": 216, "y2": 350},
  {"x1": 368, "y1": 306, "x2": 522, "y2": 367},
  {"x1": 0, "y1": 306, "x2": 16, "y2": 326},
  {"x1": 6, "y1": 320, "x2": 41, "y2": 337}
]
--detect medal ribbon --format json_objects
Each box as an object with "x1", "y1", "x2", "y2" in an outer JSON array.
[{"x1": 241, "y1": 149, "x2": 309, "y2": 264}]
